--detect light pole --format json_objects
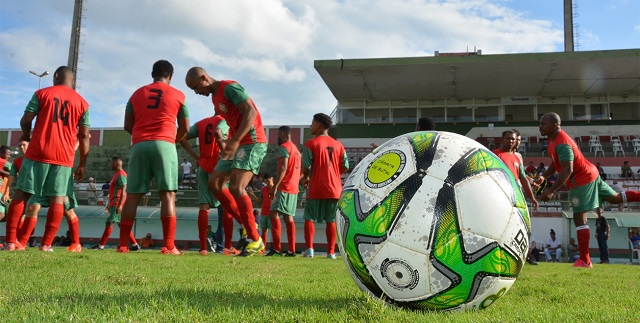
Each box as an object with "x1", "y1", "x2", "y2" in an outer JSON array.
[{"x1": 29, "y1": 70, "x2": 49, "y2": 89}]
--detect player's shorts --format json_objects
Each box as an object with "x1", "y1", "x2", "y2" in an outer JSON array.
[
  {"x1": 303, "y1": 198, "x2": 339, "y2": 223},
  {"x1": 197, "y1": 167, "x2": 220, "y2": 207},
  {"x1": 106, "y1": 206, "x2": 121, "y2": 224},
  {"x1": 25, "y1": 172, "x2": 76, "y2": 211},
  {"x1": 270, "y1": 191, "x2": 298, "y2": 217},
  {"x1": 127, "y1": 140, "x2": 178, "y2": 193},
  {"x1": 16, "y1": 158, "x2": 73, "y2": 196},
  {"x1": 214, "y1": 143, "x2": 267, "y2": 174},
  {"x1": 569, "y1": 176, "x2": 617, "y2": 213},
  {"x1": 260, "y1": 215, "x2": 272, "y2": 229}
]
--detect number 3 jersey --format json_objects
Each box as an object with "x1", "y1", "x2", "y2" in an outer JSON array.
[
  {"x1": 126, "y1": 81, "x2": 189, "y2": 145},
  {"x1": 25, "y1": 85, "x2": 90, "y2": 168}
]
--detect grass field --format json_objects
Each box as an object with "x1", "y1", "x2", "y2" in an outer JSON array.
[{"x1": 0, "y1": 248, "x2": 636, "y2": 322}]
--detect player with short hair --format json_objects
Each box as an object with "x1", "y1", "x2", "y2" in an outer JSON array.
[
  {"x1": 267, "y1": 126, "x2": 302, "y2": 257},
  {"x1": 185, "y1": 66, "x2": 268, "y2": 257},
  {"x1": 300, "y1": 113, "x2": 349, "y2": 259},
  {"x1": 179, "y1": 115, "x2": 241, "y2": 256},
  {"x1": 492, "y1": 130, "x2": 538, "y2": 210},
  {"x1": 535, "y1": 112, "x2": 640, "y2": 268},
  {"x1": 3, "y1": 66, "x2": 90, "y2": 252},
  {"x1": 92, "y1": 156, "x2": 140, "y2": 250},
  {"x1": 416, "y1": 117, "x2": 436, "y2": 131},
  {"x1": 118, "y1": 60, "x2": 189, "y2": 255}
]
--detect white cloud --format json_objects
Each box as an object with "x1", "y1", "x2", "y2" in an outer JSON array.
[{"x1": 1, "y1": 0, "x2": 568, "y2": 129}]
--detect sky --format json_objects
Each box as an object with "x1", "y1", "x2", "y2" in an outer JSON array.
[{"x1": 1, "y1": 0, "x2": 638, "y2": 129}]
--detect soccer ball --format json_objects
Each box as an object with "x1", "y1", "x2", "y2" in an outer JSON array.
[{"x1": 337, "y1": 131, "x2": 530, "y2": 311}]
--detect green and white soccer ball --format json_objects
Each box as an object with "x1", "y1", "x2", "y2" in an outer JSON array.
[{"x1": 337, "y1": 131, "x2": 530, "y2": 311}]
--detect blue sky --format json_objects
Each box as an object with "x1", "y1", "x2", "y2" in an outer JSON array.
[{"x1": 1, "y1": 0, "x2": 638, "y2": 129}]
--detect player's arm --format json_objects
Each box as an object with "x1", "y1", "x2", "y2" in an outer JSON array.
[
  {"x1": 117, "y1": 183, "x2": 127, "y2": 214},
  {"x1": 340, "y1": 150, "x2": 349, "y2": 174},
  {"x1": 124, "y1": 102, "x2": 134, "y2": 135},
  {"x1": 247, "y1": 187, "x2": 261, "y2": 203},
  {"x1": 75, "y1": 110, "x2": 91, "y2": 182},
  {"x1": 180, "y1": 124, "x2": 200, "y2": 161},
  {"x1": 300, "y1": 146, "x2": 312, "y2": 189},
  {"x1": 214, "y1": 121, "x2": 227, "y2": 153},
  {"x1": 2, "y1": 175, "x2": 15, "y2": 202},
  {"x1": 222, "y1": 100, "x2": 256, "y2": 160},
  {"x1": 175, "y1": 105, "x2": 190, "y2": 144},
  {"x1": 519, "y1": 170, "x2": 538, "y2": 210},
  {"x1": 20, "y1": 112, "x2": 37, "y2": 142},
  {"x1": 271, "y1": 146, "x2": 289, "y2": 200}
]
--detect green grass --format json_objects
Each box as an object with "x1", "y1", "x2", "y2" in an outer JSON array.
[{"x1": 0, "y1": 249, "x2": 636, "y2": 322}]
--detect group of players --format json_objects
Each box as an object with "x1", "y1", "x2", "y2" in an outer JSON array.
[
  {"x1": 1, "y1": 60, "x2": 350, "y2": 258},
  {"x1": 492, "y1": 113, "x2": 640, "y2": 268}
]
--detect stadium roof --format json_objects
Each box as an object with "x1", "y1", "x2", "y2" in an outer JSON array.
[{"x1": 314, "y1": 49, "x2": 640, "y2": 102}]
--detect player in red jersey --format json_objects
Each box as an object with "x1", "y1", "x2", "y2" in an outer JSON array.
[
  {"x1": 492, "y1": 130, "x2": 538, "y2": 210},
  {"x1": 248, "y1": 174, "x2": 274, "y2": 254},
  {"x1": 185, "y1": 67, "x2": 268, "y2": 257},
  {"x1": 2, "y1": 141, "x2": 28, "y2": 248},
  {"x1": 92, "y1": 156, "x2": 140, "y2": 250},
  {"x1": 3, "y1": 66, "x2": 90, "y2": 252},
  {"x1": 0, "y1": 145, "x2": 12, "y2": 224},
  {"x1": 179, "y1": 115, "x2": 241, "y2": 256},
  {"x1": 118, "y1": 60, "x2": 189, "y2": 255},
  {"x1": 267, "y1": 126, "x2": 302, "y2": 257},
  {"x1": 535, "y1": 113, "x2": 640, "y2": 268},
  {"x1": 300, "y1": 113, "x2": 349, "y2": 259}
]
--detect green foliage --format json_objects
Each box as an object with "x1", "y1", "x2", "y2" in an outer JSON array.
[{"x1": 0, "y1": 249, "x2": 636, "y2": 322}]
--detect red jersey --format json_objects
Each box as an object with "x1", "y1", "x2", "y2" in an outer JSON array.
[
  {"x1": 303, "y1": 135, "x2": 348, "y2": 199},
  {"x1": 108, "y1": 169, "x2": 127, "y2": 207},
  {"x1": 492, "y1": 148, "x2": 524, "y2": 183},
  {"x1": 12, "y1": 157, "x2": 23, "y2": 174},
  {"x1": 548, "y1": 129, "x2": 598, "y2": 189},
  {"x1": 127, "y1": 82, "x2": 188, "y2": 144},
  {"x1": 260, "y1": 186, "x2": 272, "y2": 215},
  {"x1": 189, "y1": 116, "x2": 228, "y2": 173},
  {"x1": 277, "y1": 141, "x2": 302, "y2": 194},
  {"x1": 24, "y1": 85, "x2": 90, "y2": 167},
  {"x1": 210, "y1": 80, "x2": 266, "y2": 145},
  {"x1": 0, "y1": 158, "x2": 10, "y2": 194}
]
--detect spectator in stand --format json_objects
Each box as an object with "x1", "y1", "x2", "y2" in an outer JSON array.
[
  {"x1": 621, "y1": 161, "x2": 635, "y2": 179},
  {"x1": 525, "y1": 162, "x2": 536, "y2": 175},
  {"x1": 596, "y1": 162, "x2": 607, "y2": 180},
  {"x1": 139, "y1": 233, "x2": 155, "y2": 249},
  {"x1": 610, "y1": 180, "x2": 624, "y2": 193},
  {"x1": 568, "y1": 237, "x2": 579, "y2": 262},
  {"x1": 101, "y1": 181, "x2": 110, "y2": 205},
  {"x1": 527, "y1": 236, "x2": 539, "y2": 265},
  {"x1": 541, "y1": 139, "x2": 549, "y2": 155},
  {"x1": 629, "y1": 227, "x2": 640, "y2": 249},
  {"x1": 536, "y1": 162, "x2": 546, "y2": 175},
  {"x1": 180, "y1": 158, "x2": 193, "y2": 188},
  {"x1": 594, "y1": 207, "x2": 610, "y2": 264},
  {"x1": 544, "y1": 229, "x2": 563, "y2": 262}
]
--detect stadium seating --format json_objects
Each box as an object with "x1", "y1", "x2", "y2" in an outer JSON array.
[{"x1": 629, "y1": 240, "x2": 640, "y2": 264}]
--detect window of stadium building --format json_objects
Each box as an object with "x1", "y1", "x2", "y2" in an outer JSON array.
[
  {"x1": 364, "y1": 108, "x2": 390, "y2": 123},
  {"x1": 339, "y1": 108, "x2": 364, "y2": 123},
  {"x1": 391, "y1": 107, "x2": 417, "y2": 123}
]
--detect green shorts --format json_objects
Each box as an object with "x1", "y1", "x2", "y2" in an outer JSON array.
[
  {"x1": 0, "y1": 201, "x2": 6, "y2": 214},
  {"x1": 16, "y1": 158, "x2": 73, "y2": 196},
  {"x1": 303, "y1": 199, "x2": 339, "y2": 223},
  {"x1": 214, "y1": 143, "x2": 267, "y2": 174},
  {"x1": 25, "y1": 172, "x2": 76, "y2": 211},
  {"x1": 270, "y1": 191, "x2": 298, "y2": 217},
  {"x1": 127, "y1": 141, "x2": 178, "y2": 193},
  {"x1": 197, "y1": 167, "x2": 220, "y2": 207},
  {"x1": 107, "y1": 206, "x2": 121, "y2": 224},
  {"x1": 569, "y1": 176, "x2": 617, "y2": 213},
  {"x1": 260, "y1": 215, "x2": 272, "y2": 230},
  {"x1": 27, "y1": 195, "x2": 76, "y2": 211}
]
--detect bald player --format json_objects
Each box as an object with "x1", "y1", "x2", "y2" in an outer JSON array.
[{"x1": 185, "y1": 67, "x2": 268, "y2": 257}]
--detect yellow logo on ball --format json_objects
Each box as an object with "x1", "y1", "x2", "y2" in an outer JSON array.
[{"x1": 365, "y1": 150, "x2": 406, "y2": 188}]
